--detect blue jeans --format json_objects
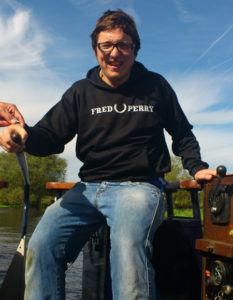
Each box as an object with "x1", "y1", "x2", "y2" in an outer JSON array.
[{"x1": 24, "y1": 181, "x2": 165, "y2": 300}]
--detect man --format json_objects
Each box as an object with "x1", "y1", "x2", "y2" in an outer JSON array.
[
  {"x1": 0, "y1": 102, "x2": 24, "y2": 127},
  {"x1": 0, "y1": 9, "x2": 216, "y2": 300}
]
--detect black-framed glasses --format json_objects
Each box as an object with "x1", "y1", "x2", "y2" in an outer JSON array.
[{"x1": 96, "y1": 42, "x2": 135, "y2": 53}]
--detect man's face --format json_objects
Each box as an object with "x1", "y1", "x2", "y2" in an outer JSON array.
[{"x1": 95, "y1": 28, "x2": 136, "y2": 88}]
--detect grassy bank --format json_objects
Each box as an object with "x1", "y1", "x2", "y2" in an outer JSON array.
[
  {"x1": 167, "y1": 206, "x2": 204, "y2": 221},
  {"x1": 0, "y1": 204, "x2": 21, "y2": 208}
]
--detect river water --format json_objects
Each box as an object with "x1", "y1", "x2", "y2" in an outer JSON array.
[{"x1": 0, "y1": 207, "x2": 83, "y2": 299}]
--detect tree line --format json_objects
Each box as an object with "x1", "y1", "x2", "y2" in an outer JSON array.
[
  {"x1": 165, "y1": 156, "x2": 204, "y2": 208},
  {"x1": 0, "y1": 152, "x2": 67, "y2": 207},
  {"x1": 0, "y1": 152, "x2": 202, "y2": 208}
]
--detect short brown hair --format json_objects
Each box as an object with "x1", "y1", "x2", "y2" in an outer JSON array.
[{"x1": 91, "y1": 9, "x2": 141, "y2": 56}]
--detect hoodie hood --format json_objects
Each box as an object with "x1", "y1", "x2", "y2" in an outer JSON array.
[{"x1": 86, "y1": 61, "x2": 148, "y2": 90}]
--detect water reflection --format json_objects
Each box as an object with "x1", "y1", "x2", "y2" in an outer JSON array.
[{"x1": 0, "y1": 207, "x2": 82, "y2": 299}]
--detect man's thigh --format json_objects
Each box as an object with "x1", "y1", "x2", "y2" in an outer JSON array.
[{"x1": 29, "y1": 182, "x2": 106, "y2": 263}]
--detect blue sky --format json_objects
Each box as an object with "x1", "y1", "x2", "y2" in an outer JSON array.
[{"x1": 0, "y1": 0, "x2": 233, "y2": 181}]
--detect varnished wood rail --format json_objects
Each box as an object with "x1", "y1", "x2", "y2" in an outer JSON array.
[
  {"x1": 46, "y1": 180, "x2": 203, "y2": 219},
  {"x1": 46, "y1": 179, "x2": 202, "y2": 192}
]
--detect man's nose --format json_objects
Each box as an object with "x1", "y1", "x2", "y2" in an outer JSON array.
[{"x1": 110, "y1": 45, "x2": 121, "y2": 56}]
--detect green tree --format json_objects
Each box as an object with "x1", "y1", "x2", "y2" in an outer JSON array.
[
  {"x1": 0, "y1": 152, "x2": 67, "y2": 207},
  {"x1": 165, "y1": 156, "x2": 192, "y2": 183},
  {"x1": 165, "y1": 156, "x2": 197, "y2": 208}
]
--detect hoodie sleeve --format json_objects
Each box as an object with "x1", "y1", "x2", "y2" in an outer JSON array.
[
  {"x1": 158, "y1": 76, "x2": 209, "y2": 176},
  {"x1": 24, "y1": 85, "x2": 79, "y2": 156}
]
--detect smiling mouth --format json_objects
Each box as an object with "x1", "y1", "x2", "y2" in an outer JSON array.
[
  {"x1": 109, "y1": 60, "x2": 123, "y2": 64},
  {"x1": 108, "y1": 61, "x2": 123, "y2": 69}
]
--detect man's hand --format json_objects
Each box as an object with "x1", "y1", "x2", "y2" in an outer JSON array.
[
  {"x1": 0, "y1": 124, "x2": 28, "y2": 152},
  {"x1": 194, "y1": 169, "x2": 217, "y2": 182},
  {"x1": 0, "y1": 102, "x2": 25, "y2": 127}
]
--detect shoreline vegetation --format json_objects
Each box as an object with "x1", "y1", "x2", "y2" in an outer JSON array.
[
  {"x1": 0, "y1": 154, "x2": 204, "y2": 215},
  {"x1": 0, "y1": 152, "x2": 67, "y2": 208},
  {"x1": 1, "y1": 205, "x2": 204, "y2": 221}
]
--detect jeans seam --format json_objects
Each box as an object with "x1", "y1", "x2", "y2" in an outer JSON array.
[{"x1": 145, "y1": 190, "x2": 163, "y2": 299}]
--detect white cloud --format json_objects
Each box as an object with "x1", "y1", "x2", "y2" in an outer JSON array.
[
  {"x1": 0, "y1": 3, "x2": 83, "y2": 181},
  {"x1": 0, "y1": 3, "x2": 70, "y2": 122},
  {"x1": 60, "y1": 138, "x2": 83, "y2": 182},
  {"x1": 0, "y1": 8, "x2": 48, "y2": 70},
  {"x1": 172, "y1": 0, "x2": 199, "y2": 23},
  {"x1": 165, "y1": 70, "x2": 233, "y2": 174},
  {"x1": 168, "y1": 71, "x2": 233, "y2": 125},
  {"x1": 165, "y1": 126, "x2": 233, "y2": 174},
  {"x1": 191, "y1": 110, "x2": 233, "y2": 125},
  {"x1": 0, "y1": 78, "x2": 64, "y2": 123},
  {"x1": 194, "y1": 128, "x2": 233, "y2": 172}
]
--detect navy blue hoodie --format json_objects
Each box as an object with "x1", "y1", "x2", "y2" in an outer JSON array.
[{"x1": 25, "y1": 61, "x2": 208, "y2": 182}]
